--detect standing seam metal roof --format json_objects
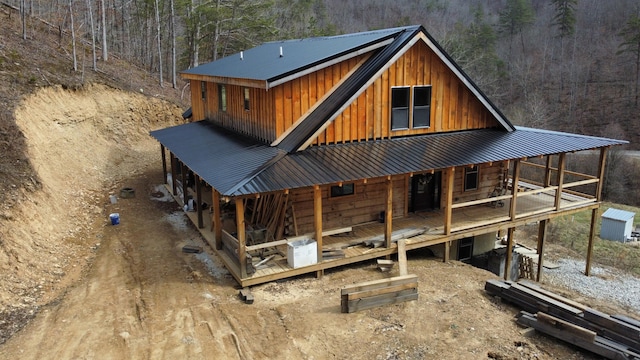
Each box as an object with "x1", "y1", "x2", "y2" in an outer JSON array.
[{"x1": 150, "y1": 121, "x2": 627, "y2": 197}]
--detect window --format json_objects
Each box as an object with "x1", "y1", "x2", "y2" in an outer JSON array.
[
  {"x1": 464, "y1": 166, "x2": 479, "y2": 191},
  {"x1": 200, "y1": 81, "x2": 206, "y2": 101},
  {"x1": 391, "y1": 87, "x2": 410, "y2": 130},
  {"x1": 330, "y1": 183, "x2": 355, "y2": 197},
  {"x1": 218, "y1": 84, "x2": 227, "y2": 112},
  {"x1": 412, "y1": 86, "x2": 431, "y2": 128},
  {"x1": 243, "y1": 88, "x2": 250, "y2": 111}
]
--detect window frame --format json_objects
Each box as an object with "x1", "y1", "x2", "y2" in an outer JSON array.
[
  {"x1": 218, "y1": 84, "x2": 227, "y2": 112},
  {"x1": 243, "y1": 87, "x2": 250, "y2": 111},
  {"x1": 463, "y1": 165, "x2": 479, "y2": 192},
  {"x1": 412, "y1": 85, "x2": 431, "y2": 129},
  {"x1": 330, "y1": 183, "x2": 355, "y2": 198},
  {"x1": 200, "y1": 81, "x2": 207, "y2": 101},
  {"x1": 390, "y1": 86, "x2": 410, "y2": 130}
]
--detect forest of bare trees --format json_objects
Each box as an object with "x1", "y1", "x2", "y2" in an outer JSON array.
[{"x1": 2, "y1": 0, "x2": 639, "y2": 203}]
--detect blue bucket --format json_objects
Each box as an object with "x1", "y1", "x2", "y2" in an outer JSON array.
[{"x1": 109, "y1": 213, "x2": 120, "y2": 225}]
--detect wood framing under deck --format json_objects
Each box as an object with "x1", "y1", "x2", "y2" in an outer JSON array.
[{"x1": 174, "y1": 185, "x2": 600, "y2": 287}]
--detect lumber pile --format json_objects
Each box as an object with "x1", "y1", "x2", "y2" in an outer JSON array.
[
  {"x1": 485, "y1": 279, "x2": 640, "y2": 359},
  {"x1": 340, "y1": 274, "x2": 418, "y2": 313}
]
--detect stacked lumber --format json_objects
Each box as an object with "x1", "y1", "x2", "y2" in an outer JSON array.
[
  {"x1": 341, "y1": 274, "x2": 418, "y2": 313},
  {"x1": 485, "y1": 279, "x2": 640, "y2": 359}
]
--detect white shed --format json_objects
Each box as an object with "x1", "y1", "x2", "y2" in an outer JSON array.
[{"x1": 600, "y1": 208, "x2": 635, "y2": 242}]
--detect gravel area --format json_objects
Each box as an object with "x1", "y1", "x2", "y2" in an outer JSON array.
[{"x1": 544, "y1": 258, "x2": 640, "y2": 313}]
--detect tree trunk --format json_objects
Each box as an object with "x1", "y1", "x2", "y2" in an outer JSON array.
[
  {"x1": 100, "y1": 0, "x2": 107, "y2": 61},
  {"x1": 69, "y1": 0, "x2": 77, "y2": 71},
  {"x1": 170, "y1": 0, "x2": 176, "y2": 88},
  {"x1": 21, "y1": 0, "x2": 27, "y2": 40},
  {"x1": 155, "y1": 0, "x2": 163, "y2": 87},
  {"x1": 86, "y1": 0, "x2": 97, "y2": 71}
]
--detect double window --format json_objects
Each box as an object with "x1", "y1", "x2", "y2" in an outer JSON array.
[
  {"x1": 391, "y1": 85, "x2": 431, "y2": 130},
  {"x1": 330, "y1": 183, "x2": 355, "y2": 197}
]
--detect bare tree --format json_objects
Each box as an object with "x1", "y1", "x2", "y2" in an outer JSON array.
[
  {"x1": 154, "y1": 0, "x2": 163, "y2": 87},
  {"x1": 170, "y1": 0, "x2": 177, "y2": 88},
  {"x1": 100, "y1": 0, "x2": 107, "y2": 61},
  {"x1": 69, "y1": 0, "x2": 78, "y2": 71},
  {"x1": 85, "y1": 0, "x2": 97, "y2": 70}
]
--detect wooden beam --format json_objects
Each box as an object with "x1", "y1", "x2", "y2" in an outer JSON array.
[
  {"x1": 397, "y1": 239, "x2": 408, "y2": 276},
  {"x1": 596, "y1": 147, "x2": 608, "y2": 201},
  {"x1": 181, "y1": 161, "x2": 188, "y2": 205},
  {"x1": 212, "y1": 189, "x2": 222, "y2": 250},
  {"x1": 236, "y1": 197, "x2": 247, "y2": 278},
  {"x1": 585, "y1": 208, "x2": 598, "y2": 276},
  {"x1": 536, "y1": 219, "x2": 547, "y2": 282},
  {"x1": 170, "y1": 153, "x2": 177, "y2": 196},
  {"x1": 404, "y1": 174, "x2": 410, "y2": 217},
  {"x1": 313, "y1": 185, "x2": 323, "y2": 278},
  {"x1": 554, "y1": 153, "x2": 566, "y2": 210},
  {"x1": 196, "y1": 174, "x2": 203, "y2": 228},
  {"x1": 509, "y1": 160, "x2": 521, "y2": 220},
  {"x1": 385, "y1": 176, "x2": 393, "y2": 249},
  {"x1": 444, "y1": 167, "x2": 454, "y2": 235},
  {"x1": 161, "y1": 144, "x2": 167, "y2": 184},
  {"x1": 504, "y1": 227, "x2": 515, "y2": 280}
]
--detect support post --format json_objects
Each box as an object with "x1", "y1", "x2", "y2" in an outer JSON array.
[
  {"x1": 196, "y1": 174, "x2": 203, "y2": 229},
  {"x1": 161, "y1": 144, "x2": 167, "y2": 184},
  {"x1": 212, "y1": 189, "x2": 222, "y2": 250},
  {"x1": 544, "y1": 155, "x2": 552, "y2": 187},
  {"x1": 236, "y1": 197, "x2": 247, "y2": 278},
  {"x1": 170, "y1": 153, "x2": 177, "y2": 196},
  {"x1": 313, "y1": 185, "x2": 323, "y2": 278},
  {"x1": 509, "y1": 160, "x2": 521, "y2": 220},
  {"x1": 586, "y1": 147, "x2": 608, "y2": 276},
  {"x1": 554, "y1": 153, "x2": 566, "y2": 210},
  {"x1": 504, "y1": 227, "x2": 515, "y2": 280},
  {"x1": 536, "y1": 219, "x2": 547, "y2": 282},
  {"x1": 385, "y1": 176, "x2": 393, "y2": 249},
  {"x1": 181, "y1": 162, "x2": 188, "y2": 206},
  {"x1": 443, "y1": 167, "x2": 454, "y2": 236}
]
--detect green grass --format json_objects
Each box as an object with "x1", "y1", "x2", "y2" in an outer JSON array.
[{"x1": 547, "y1": 202, "x2": 640, "y2": 276}]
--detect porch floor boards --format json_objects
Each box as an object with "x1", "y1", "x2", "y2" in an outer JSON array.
[{"x1": 175, "y1": 184, "x2": 595, "y2": 287}]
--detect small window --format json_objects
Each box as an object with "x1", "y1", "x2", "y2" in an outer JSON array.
[
  {"x1": 218, "y1": 84, "x2": 227, "y2": 112},
  {"x1": 391, "y1": 87, "x2": 410, "y2": 130},
  {"x1": 243, "y1": 88, "x2": 250, "y2": 111},
  {"x1": 200, "y1": 81, "x2": 206, "y2": 101},
  {"x1": 330, "y1": 183, "x2": 355, "y2": 197},
  {"x1": 464, "y1": 166, "x2": 479, "y2": 191},
  {"x1": 413, "y1": 86, "x2": 431, "y2": 128}
]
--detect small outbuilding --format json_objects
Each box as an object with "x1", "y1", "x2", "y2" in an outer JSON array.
[{"x1": 600, "y1": 208, "x2": 635, "y2": 242}]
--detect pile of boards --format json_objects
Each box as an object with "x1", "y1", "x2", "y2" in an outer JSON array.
[{"x1": 485, "y1": 279, "x2": 640, "y2": 360}]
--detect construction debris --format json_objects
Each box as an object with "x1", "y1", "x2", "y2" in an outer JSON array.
[
  {"x1": 239, "y1": 287, "x2": 254, "y2": 304},
  {"x1": 485, "y1": 279, "x2": 640, "y2": 359},
  {"x1": 341, "y1": 274, "x2": 418, "y2": 313},
  {"x1": 181, "y1": 244, "x2": 203, "y2": 253}
]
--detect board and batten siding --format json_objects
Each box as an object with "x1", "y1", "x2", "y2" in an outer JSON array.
[{"x1": 290, "y1": 177, "x2": 406, "y2": 234}]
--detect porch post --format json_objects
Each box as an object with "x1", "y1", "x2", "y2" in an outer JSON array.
[
  {"x1": 236, "y1": 197, "x2": 247, "y2": 278},
  {"x1": 212, "y1": 189, "x2": 222, "y2": 250},
  {"x1": 536, "y1": 219, "x2": 547, "y2": 281},
  {"x1": 314, "y1": 185, "x2": 323, "y2": 278},
  {"x1": 385, "y1": 176, "x2": 393, "y2": 249},
  {"x1": 161, "y1": 144, "x2": 167, "y2": 184},
  {"x1": 544, "y1": 155, "x2": 552, "y2": 187},
  {"x1": 181, "y1": 162, "x2": 188, "y2": 205},
  {"x1": 170, "y1": 153, "x2": 177, "y2": 196},
  {"x1": 196, "y1": 174, "x2": 203, "y2": 228},
  {"x1": 509, "y1": 159, "x2": 521, "y2": 220},
  {"x1": 554, "y1": 153, "x2": 566, "y2": 210},
  {"x1": 444, "y1": 167, "x2": 455, "y2": 262},
  {"x1": 586, "y1": 147, "x2": 608, "y2": 276},
  {"x1": 504, "y1": 227, "x2": 515, "y2": 280}
]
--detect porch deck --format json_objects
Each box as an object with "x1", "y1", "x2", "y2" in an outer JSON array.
[{"x1": 180, "y1": 184, "x2": 598, "y2": 287}]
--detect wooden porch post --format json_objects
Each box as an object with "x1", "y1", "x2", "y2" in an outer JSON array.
[
  {"x1": 236, "y1": 197, "x2": 247, "y2": 278},
  {"x1": 544, "y1": 155, "x2": 552, "y2": 187},
  {"x1": 181, "y1": 162, "x2": 188, "y2": 205},
  {"x1": 195, "y1": 174, "x2": 203, "y2": 228},
  {"x1": 161, "y1": 144, "x2": 167, "y2": 184},
  {"x1": 504, "y1": 227, "x2": 515, "y2": 280},
  {"x1": 586, "y1": 147, "x2": 608, "y2": 276},
  {"x1": 385, "y1": 176, "x2": 393, "y2": 249},
  {"x1": 443, "y1": 167, "x2": 455, "y2": 262},
  {"x1": 509, "y1": 159, "x2": 521, "y2": 220},
  {"x1": 536, "y1": 219, "x2": 547, "y2": 282},
  {"x1": 314, "y1": 185, "x2": 323, "y2": 278},
  {"x1": 212, "y1": 189, "x2": 222, "y2": 250},
  {"x1": 170, "y1": 153, "x2": 177, "y2": 196},
  {"x1": 554, "y1": 153, "x2": 566, "y2": 210}
]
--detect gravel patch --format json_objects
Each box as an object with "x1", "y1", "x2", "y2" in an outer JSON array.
[{"x1": 544, "y1": 258, "x2": 640, "y2": 313}]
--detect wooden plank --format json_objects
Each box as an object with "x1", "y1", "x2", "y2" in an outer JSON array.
[
  {"x1": 611, "y1": 314, "x2": 640, "y2": 329},
  {"x1": 517, "y1": 281, "x2": 587, "y2": 311},
  {"x1": 344, "y1": 288, "x2": 418, "y2": 313},
  {"x1": 397, "y1": 239, "x2": 408, "y2": 276},
  {"x1": 345, "y1": 281, "x2": 417, "y2": 301},
  {"x1": 584, "y1": 308, "x2": 640, "y2": 341},
  {"x1": 536, "y1": 312, "x2": 597, "y2": 343},
  {"x1": 341, "y1": 274, "x2": 419, "y2": 295}
]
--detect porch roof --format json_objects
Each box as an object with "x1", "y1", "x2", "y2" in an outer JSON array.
[{"x1": 151, "y1": 121, "x2": 627, "y2": 197}]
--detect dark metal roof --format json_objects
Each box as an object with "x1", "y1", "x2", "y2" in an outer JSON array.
[
  {"x1": 151, "y1": 121, "x2": 627, "y2": 197},
  {"x1": 181, "y1": 27, "x2": 405, "y2": 85},
  {"x1": 276, "y1": 27, "x2": 419, "y2": 153},
  {"x1": 150, "y1": 121, "x2": 284, "y2": 196}
]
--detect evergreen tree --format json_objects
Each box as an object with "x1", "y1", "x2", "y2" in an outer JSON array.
[
  {"x1": 617, "y1": 14, "x2": 640, "y2": 106},
  {"x1": 497, "y1": 0, "x2": 535, "y2": 54},
  {"x1": 552, "y1": 0, "x2": 577, "y2": 38}
]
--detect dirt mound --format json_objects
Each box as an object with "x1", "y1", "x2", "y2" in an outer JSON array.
[{"x1": 0, "y1": 84, "x2": 184, "y2": 342}]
